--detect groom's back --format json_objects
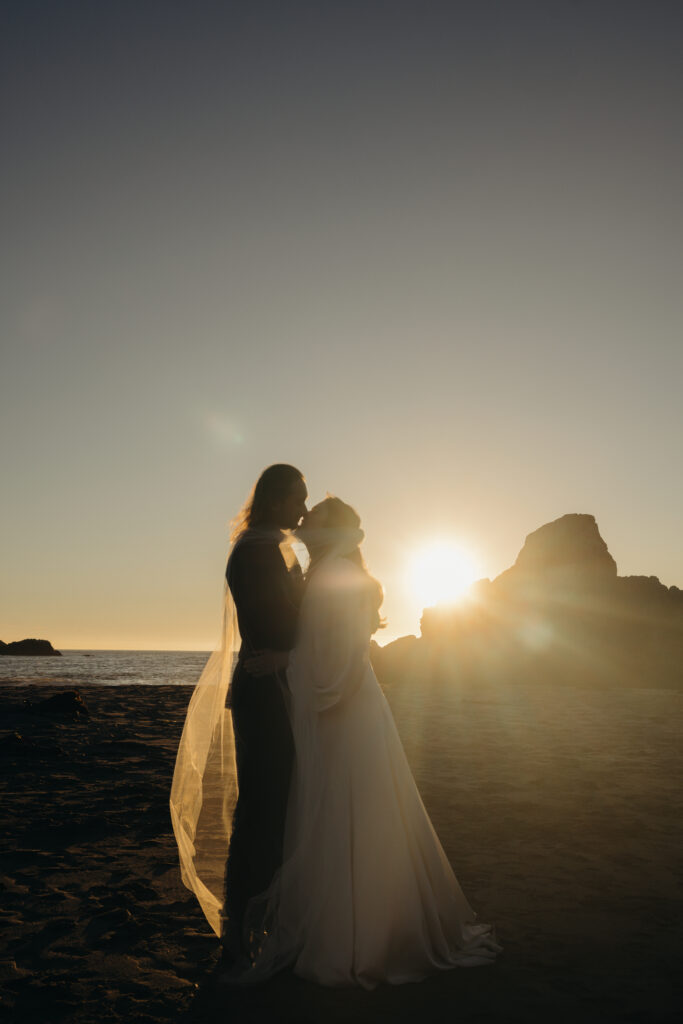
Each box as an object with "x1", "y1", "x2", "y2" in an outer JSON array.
[{"x1": 227, "y1": 535, "x2": 302, "y2": 654}]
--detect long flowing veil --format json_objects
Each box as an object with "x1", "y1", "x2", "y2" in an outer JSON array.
[
  {"x1": 170, "y1": 528, "x2": 301, "y2": 938},
  {"x1": 169, "y1": 580, "x2": 240, "y2": 937}
]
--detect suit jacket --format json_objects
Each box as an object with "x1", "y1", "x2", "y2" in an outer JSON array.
[{"x1": 226, "y1": 533, "x2": 303, "y2": 656}]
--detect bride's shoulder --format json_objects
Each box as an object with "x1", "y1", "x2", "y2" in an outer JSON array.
[
  {"x1": 307, "y1": 557, "x2": 372, "y2": 603},
  {"x1": 313, "y1": 555, "x2": 363, "y2": 581},
  {"x1": 303, "y1": 557, "x2": 382, "y2": 633}
]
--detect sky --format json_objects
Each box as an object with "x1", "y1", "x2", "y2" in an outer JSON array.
[{"x1": 1, "y1": 0, "x2": 682, "y2": 649}]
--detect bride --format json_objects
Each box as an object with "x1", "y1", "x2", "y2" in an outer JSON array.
[{"x1": 171, "y1": 495, "x2": 499, "y2": 989}]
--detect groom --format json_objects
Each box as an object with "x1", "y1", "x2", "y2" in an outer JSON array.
[{"x1": 221, "y1": 464, "x2": 308, "y2": 965}]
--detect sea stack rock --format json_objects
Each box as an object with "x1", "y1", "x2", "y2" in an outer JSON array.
[
  {"x1": 514, "y1": 514, "x2": 617, "y2": 576},
  {"x1": 381, "y1": 511, "x2": 682, "y2": 689},
  {"x1": 0, "y1": 638, "x2": 62, "y2": 656},
  {"x1": 495, "y1": 513, "x2": 617, "y2": 593}
]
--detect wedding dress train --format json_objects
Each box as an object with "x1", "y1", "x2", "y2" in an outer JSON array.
[{"x1": 242, "y1": 549, "x2": 500, "y2": 989}]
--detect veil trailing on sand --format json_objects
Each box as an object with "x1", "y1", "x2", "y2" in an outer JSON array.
[{"x1": 169, "y1": 580, "x2": 239, "y2": 937}]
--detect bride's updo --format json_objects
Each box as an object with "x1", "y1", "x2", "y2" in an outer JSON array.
[
  {"x1": 314, "y1": 495, "x2": 361, "y2": 532},
  {"x1": 305, "y1": 496, "x2": 385, "y2": 633}
]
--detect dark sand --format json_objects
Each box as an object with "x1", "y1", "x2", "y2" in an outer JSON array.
[{"x1": 1, "y1": 679, "x2": 681, "y2": 1023}]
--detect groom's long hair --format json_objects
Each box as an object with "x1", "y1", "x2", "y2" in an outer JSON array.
[{"x1": 230, "y1": 463, "x2": 304, "y2": 542}]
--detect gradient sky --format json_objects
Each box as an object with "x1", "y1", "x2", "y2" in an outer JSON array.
[{"x1": 2, "y1": 1, "x2": 682, "y2": 649}]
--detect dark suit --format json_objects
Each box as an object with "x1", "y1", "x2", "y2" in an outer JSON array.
[{"x1": 222, "y1": 533, "x2": 302, "y2": 950}]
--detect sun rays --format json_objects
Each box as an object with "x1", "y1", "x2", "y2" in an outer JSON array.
[{"x1": 407, "y1": 541, "x2": 481, "y2": 610}]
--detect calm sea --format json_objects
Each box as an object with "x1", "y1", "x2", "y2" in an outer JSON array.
[{"x1": 0, "y1": 650, "x2": 211, "y2": 687}]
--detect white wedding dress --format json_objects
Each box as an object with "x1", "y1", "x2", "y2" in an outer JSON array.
[{"x1": 241, "y1": 545, "x2": 500, "y2": 989}]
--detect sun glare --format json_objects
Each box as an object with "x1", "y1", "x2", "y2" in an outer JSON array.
[{"x1": 408, "y1": 541, "x2": 480, "y2": 609}]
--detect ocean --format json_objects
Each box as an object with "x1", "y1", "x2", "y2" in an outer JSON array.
[{"x1": 0, "y1": 650, "x2": 211, "y2": 688}]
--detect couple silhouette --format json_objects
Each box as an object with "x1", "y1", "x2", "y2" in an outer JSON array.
[{"x1": 171, "y1": 464, "x2": 499, "y2": 988}]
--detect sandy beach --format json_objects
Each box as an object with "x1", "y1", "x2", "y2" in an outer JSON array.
[{"x1": 1, "y1": 678, "x2": 681, "y2": 1023}]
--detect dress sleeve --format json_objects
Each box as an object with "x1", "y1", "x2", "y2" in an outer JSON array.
[{"x1": 305, "y1": 561, "x2": 373, "y2": 712}]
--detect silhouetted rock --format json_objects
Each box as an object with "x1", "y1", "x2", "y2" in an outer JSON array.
[
  {"x1": 371, "y1": 635, "x2": 422, "y2": 685},
  {"x1": 23, "y1": 690, "x2": 89, "y2": 719},
  {"x1": 618, "y1": 574, "x2": 683, "y2": 606},
  {"x1": 516, "y1": 513, "x2": 616, "y2": 575},
  {"x1": 383, "y1": 513, "x2": 683, "y2": 690},
  {"x1": 0, "y1": 638, "x2": 61, "y2": 656},
  {"x1": 494, "y1": 513, "x2": 617, "y2": 596}
]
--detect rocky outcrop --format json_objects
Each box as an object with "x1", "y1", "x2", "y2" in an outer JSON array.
[
  {"x1": 371, "y1": 635, "x2": 421, "y2": 685},
  {"x1": 22, "y1": 690, "x2": 89, "y2": 719},
  {"x1": 0, "y1": 639, "x2": 62, "y2": 656},
  {"x1": 513, "y1": 513, "x2": 616, "y2": 576},
  {"x1": 493, "y1": 514, "x2": 617, "y2": 596},
  {"x1": 383, "y1": 513, "x2": 683, "y2": 690}
]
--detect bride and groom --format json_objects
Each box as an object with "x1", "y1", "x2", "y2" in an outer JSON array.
[{"x1": 170, "y1": 464, "x2": 499, "y2": 989}]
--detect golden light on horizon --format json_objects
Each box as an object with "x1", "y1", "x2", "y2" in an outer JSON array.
[{"x1": 407, "y1": 541, "x2": 481, "y2": 610}]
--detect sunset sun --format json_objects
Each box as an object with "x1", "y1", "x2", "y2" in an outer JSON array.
[{"x1": 408, "y1": 541, "x2": 481, "y2": 609}]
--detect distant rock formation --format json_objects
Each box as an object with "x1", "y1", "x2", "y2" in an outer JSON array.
[
  {"x1": 377, "y1": 514, "x2": 683, "y2": 690},
  {"x1": 0, "y1": 639, "x2": 62, "y2": 656},
  {"x1": 511, "y1": 513, "x2": 617, "y2": 577},
  {"x1": 371, "y1": 635, "x2": 422, "y2": 681},
  {"x1": 23, "y1": 690, "x2": 89, "y2": 719}
]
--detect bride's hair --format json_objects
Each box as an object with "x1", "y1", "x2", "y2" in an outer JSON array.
[
  {"x1": 309, "y1": 496, "x2": 385, "y2": 633},
  {"x1": 230, "y1": 464, "x2": 304, "y2": 542},
  {"x1": 317, "y1": 495, "x2": 361, "y2": 532}
]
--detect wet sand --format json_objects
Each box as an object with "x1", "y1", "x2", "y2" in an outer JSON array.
[{"x1": 1, "y1": 679, "x2": 681, "y2": 1023}]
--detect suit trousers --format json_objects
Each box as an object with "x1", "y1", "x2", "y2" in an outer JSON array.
[{"x1": 223, "y1": 667, "x2": 294, "y2": 950}]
